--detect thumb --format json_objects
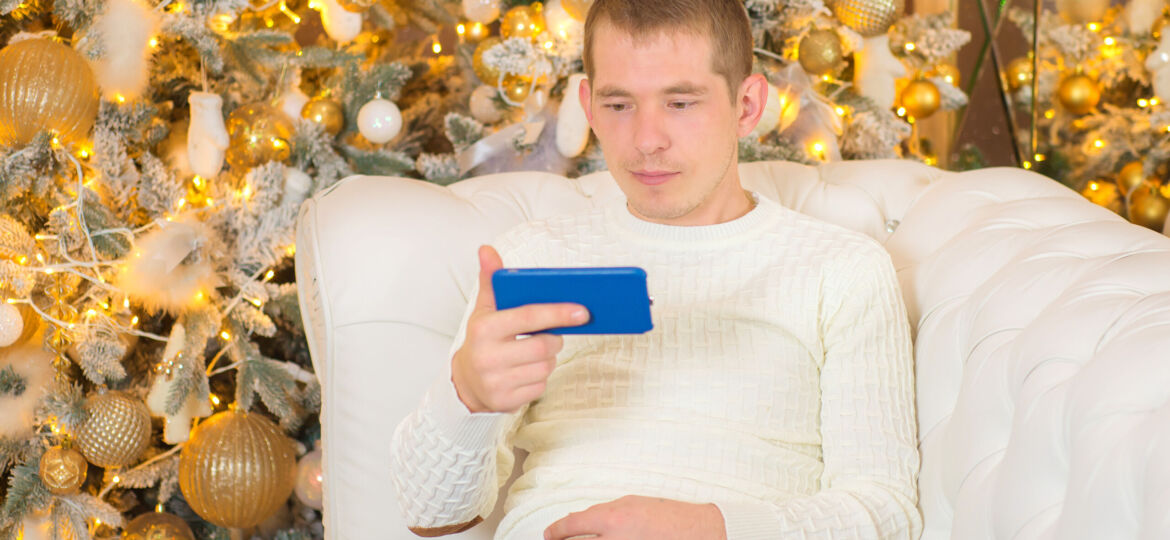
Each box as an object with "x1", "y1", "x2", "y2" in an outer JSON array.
[{"x1": 475, "y1": 244, "x2": 504, "y2": 311}]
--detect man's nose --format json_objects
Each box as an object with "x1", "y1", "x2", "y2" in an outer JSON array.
[{"x1": 632, "y1": 108, "x2": 669, "y2": 155}]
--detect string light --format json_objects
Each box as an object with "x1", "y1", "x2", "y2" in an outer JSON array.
[
  {"x1": 1022, "y1": 161, "x2": 1033, "y2": 169},
  {"x1": 904, "y1": 42, "x2": 916, "y2": 52},
  {"x1": 1034, "y1": 153, "x2": 1046, "y2": 162},
  {"x1": 432, "y1": 39, "x2": 442, "y2": 54},
  {"x1": 1093, "y1": 139, "x2": 1105, "y2": 149},
  {"x1": 220, "y1": 330, "x2": 231, "y2": 340},
  {"x1": 1087, "y1": 22, "x2": 1100, "y2": 32},
  {"x1": 1103, "y1": 37, "x2": 1115, "y2": 46},
  {"x1": 1044, "y1": 109, "x2": 1055, "y2": 119},
  {"x1": 279, "y1": 1, "x2": 301, "y2": 23}
]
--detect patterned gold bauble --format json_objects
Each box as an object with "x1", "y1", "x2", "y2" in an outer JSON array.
[
  {"x1": 1117, "y1": 161, "x2": 1149, "y2": 197},
  {"x1": 77, "y1": 391, "x2": 151, "y2": 468},
  {"x1": 473, "y1": 37, "x2": 503, "y2": 84},
  {"x1": 179, "y1": 410, "x2": 296, "y2": 528},
  {"x1": 502, "y1": 74, "x2": 533, "y2": 103},
  {"x1": 798, "y1": 29, "x2": 843, "y2": 75},
  {"x1": 38, "y1": 446, "x2": 87, "y2": 495},
  {"x1": 1080, "y1": 180, "x2": 1123, "y2": 215},
  {"x1": 123, "y1": 512, "x2": 195, "y2": 540},
  {"x1": 0, "y1": 38, "x2": 100, "y2": 147},
  {"x1": 1128, "y1": 183, "x2": 1170, "y2": 232},
  {"x1": 1006, "y1": 57, "x2": 1033, "y2": 91},
  {"x1": 899, "y1": 79, "x2": 941, "y2": 119},
  {"x1": 826, "y1": 0, "x2": 905, "y2": 37},
  {"x1": 301, "y1": 97, "x2": 344, "y2": 136},
  {"x1": 500, "y1": 3, "x2": 545, "y2": 41},
  {"x1": 225, "y1": 103, "x2": 295, "y2": 170},
  {"x1": 930, "y1": 63, "x2": 961, "y2": 86},
  {"x1": 337, "y1": 0, "x2": 375, "y2": 11},
  {"x1": 562, "y1": 0, "x2": 593, "y2": 21},
  {"x1": 1058, "y1": 73, "x2": 1100, "y2": 115}
]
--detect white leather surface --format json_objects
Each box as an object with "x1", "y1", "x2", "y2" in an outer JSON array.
[{"x1": 295, "y1": 159, "x2": 1170, "y2": 539}]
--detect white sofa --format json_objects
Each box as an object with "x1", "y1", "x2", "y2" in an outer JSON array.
[{"x1": 294, "y1": 159, "x2": 1170, "y2": 540}]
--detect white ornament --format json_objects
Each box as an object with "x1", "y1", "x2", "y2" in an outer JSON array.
[
  {"x1": 85, "y1": 0, "x2": 160, "y2": 101},
  {"x1": 317, "y1": 0, "x2": 362, "y2": 43},
  {"x1": 283, "y1": 166, "x2": 312, "y2": 207},
  {"x1": 146, "y1": 324, "x2": 212, "y2": 444},
  {"x1": 294, "y1": 447, "x2": 324, "y2": 510},
  {"x1": 543, "y1": 0, "x2": 584, "y2": 43},
  {"x1": 556, "y1": 74, "x2": 590, "y2": 157},
  {"x1": 854, "y1": 35, "x2": 906, "y2": 110},
  {"x1": 1057, "y1": 0, "x2": 1110, "y2": 23},
  {"x1": 277, "y1": 86, "x2": 311, "y2": 122},
  {"x1": 357, "y1": 98, "x2": 403, "y2": 144},
  {"x1": 463, "y1": 0, "x2": 501, "y2": 24},
  {"x1": 1125, "y1": 0, "x2": 1165, "y2": 34},
  {"x1": 470, "y1": 85, "x2": 505, "y2": 124},
  {"x1": 187, "y1": 92, "x2": 230, "y2": 180},
  {"x1": 0, "y1": 303, "x2": 22, "y2": 347},
  {"x1": 1147, "y1": 32, "x2": 1170, "y2": 103}
]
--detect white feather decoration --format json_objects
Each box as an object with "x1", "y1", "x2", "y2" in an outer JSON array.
[
  {"x1": 117, "y1": 217, "x2": 219, "y2": 313},
  {"x1": 90, "y1": 0, "x2": 160, "y2": 101},
  {"x1": 0, "y1": 343, "x2": 54, "y2": 440}
]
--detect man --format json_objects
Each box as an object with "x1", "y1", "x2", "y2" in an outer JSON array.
[{"x1": 390, "y1": 1, "x2": 922, "y2": 538}]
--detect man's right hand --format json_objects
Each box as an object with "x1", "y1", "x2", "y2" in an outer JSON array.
[{"x1": 451, "y1": 245, "x2": 590, "y2": 413}]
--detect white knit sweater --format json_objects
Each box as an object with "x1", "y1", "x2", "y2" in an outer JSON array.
[{"x1": 390, "y1": 192, "x2": 921, "y2": 539}]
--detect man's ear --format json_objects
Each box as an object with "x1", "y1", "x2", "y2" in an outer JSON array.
[
  {"x1": 579, "y1": 76, "x2": 594, "y2": 126},
  {"x1": 735, "y1": 73, "x2": 769, "y2": 138}
]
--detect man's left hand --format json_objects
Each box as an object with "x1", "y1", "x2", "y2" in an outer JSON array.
[{"x1": 543, "y1": 495, "x2": 727, "y2": 540}]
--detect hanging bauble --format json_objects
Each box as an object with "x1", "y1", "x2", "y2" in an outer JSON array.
[
  {"x1": 473, "y1": 37, "x2": 503, "y2": 85},
  {"x1": 556, "y1": 74, "x2": 590, "y2": 157},
  {"x1": 77, "y1": 390, "x2": 152, "y2": 468},
  {"x1": 276, "y1": 85, "x2": 310, "y2": 123},
  {"x1": 854, "y1": 35, "x2": 906, "y2": 109},
  {"x1": 283, "y1": 166, "x2": 313, "y2": 207},
  {"x1": 0, "y1": 38, "x2": 100, "y2": 147},
  {"x1": 1006, "y1": 57, "x2": 1033, "y2": 90},
  {"x1": 1128, "y1": 183, "x2": 1170, "y2": 232},
  {"x1": 930, "y1": 63, "x2": 961, "y2": 86},
  {"x1": 356, "y1": 98, "x2": 402, "y2": 144},
  {"x1": 179, "y1": 410, "x2": 297, "y2": 528},
  {"x1": 562, "y1": 0, "x2": 594, "y2": 21},
  {"x1": 798, "y1": 29, "x2": 843, "y2": 75},
  {"x1": 1057, "y1": 73, "x2": 1100, "y2": 115},
  {"x1": 1117, "y1": 161, "x2": 1149, "y2": 197},
  {"x1": 827, "y1": 0, "x2": 904, "y2": 37},
  {"x1": 187, "y1": 92, "x2": 229, "y2": 180},
  {"x1": 123, "y1": 512, "x2": 195, "y2": 540},
  {"x1": 294, "y1": 447, "x2": 324, "y2": 510},
  {"x1": 500, "y1": 3, "x2": 545, "y2": 41},
  {"x1": 1080, "y1": 180, "x2": 1123, "y2": 215},
  {"x1": 502, "y1": 74, "x2": 533, "y2": 103},
  {"x1": 38, "y1": 446, "x2": 87, "y2": 495},
  {"x1": 316, "y1": 0, "x2": 362, "y2": 43},
  {"x1": 301, "y1": 97, "x2": 344, "y2": 136},
  {"x1": 900, "y1": 79, "x2": 941, "y2": 119},
  {"x1": 463, "y1": 0, "x2": 501, "y2": 24},
  {"x1": 470, "y1": 85, "x2": 506, "y2": 124},
  {"x1": 337, "y1": 0, "x2": 375, "y2": 11},
  {"x1": 1056, "y1": 0, "x2": 1109, "y2": 23},
  {"x1": 225, "y1": 103, "x2": 295, "y2": 170},
  {"x1": 1146, "y1": 32, "x2": 1170, "y2": 102},
  {"x1": 0, "y1": 302, "x2": 23, "y2": 347},
  {"x1": 544, "y1": 0, "x2": 584, "y2": 42}
]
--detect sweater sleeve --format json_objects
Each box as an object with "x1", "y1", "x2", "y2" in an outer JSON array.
[
  {"x1": 714, "y1": 243, "x2": 922, "y2": 540},
  {"x1": 389, "y1": 273, "x2": 525, "y2": 533}
]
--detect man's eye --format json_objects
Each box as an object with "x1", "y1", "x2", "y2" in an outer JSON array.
[
  {"x1": 668, "y1": 101, "x2": 695, "y2": 110},
  {"x1": 604, "y1": 103, "x2": 630, "y2": 112}
]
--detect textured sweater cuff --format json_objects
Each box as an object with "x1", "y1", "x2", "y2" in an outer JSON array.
[
  {"x1": 714, "y1": 500, "x2": 780, "y2": 540},
  {"x1": 423, "y1": 373, "x2": 512, "y2": 450}
]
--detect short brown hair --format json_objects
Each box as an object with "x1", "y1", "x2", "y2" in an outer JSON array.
[{"x1": 582, "y1": 0, "x2": 753, "y2": 99}]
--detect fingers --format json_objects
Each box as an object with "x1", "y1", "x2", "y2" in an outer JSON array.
[
  {"x1": 475, "y1": 244, "x2": 504, "y2": 312},
  {"x1": 545, "y1": 509, "x2": 601, "y2": 540},
  {"x1": 489, "y1": 303, "x2": 589, "y2": 337}
]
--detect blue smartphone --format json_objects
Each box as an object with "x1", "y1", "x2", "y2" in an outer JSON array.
[{"x1": 491, "y1": 267, "x2": 654, "y2": 335}]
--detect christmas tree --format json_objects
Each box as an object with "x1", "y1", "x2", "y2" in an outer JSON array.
[
  {"x1": 1003, "y1": 0, "x2": 1170, "y2": 233},
  {"x1": 0, "y1": 1, "x2": 970, "y2": 538}
]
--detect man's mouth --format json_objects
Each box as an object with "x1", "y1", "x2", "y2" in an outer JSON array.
[{"x1": 631, "y1": 170, "x2": 678, "y2": 186}]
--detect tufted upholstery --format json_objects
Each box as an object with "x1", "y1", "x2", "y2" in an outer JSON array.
[{"x1": 295, "y1": 159, "x2": 1170, "y2": 540}]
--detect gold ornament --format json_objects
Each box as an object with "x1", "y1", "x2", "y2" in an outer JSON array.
[
  {"x1": 930, "y1": 64, "x2": 961, "y2": 86},
  {"x1": 0, "y1": 39, "x2": 100, "y2": 147},
  {"x1": 1058, "y1": 73, "x2": 1100, "y2": 115},
  {"x1": 179, "y1": 410, "x2": 297, "y2": 528},
  {"x1": 502, "y1": 74, "x2": 533, "y2": 103},
  {"x1": 38, "y1": 446, "x2": 87, "y2": 495},
  {"x1": 44, "y1": 273, "x2": 77, "y2": 381},
  {"x1": 301, "y1": 97, "x2": 344, "y2": 136},
  {"x1": 899, "y1": 79, "x2": 941, "y2": 119},
  {"x1": 562, "y1": 0, "x2": 593, "y2": 21},
  {"x1": 77, "y1": 391, "x2": 151, "y2": 468},
  {"x1": 337, "y1": 0, "x2": 375, "y2": 11},
  {"x1": 500, "y1": 3, "x2": 545, "y2": 41},
  {"x1": 225, "y1": 103, "x2": 295, "y2": 170},
  {"x1": 798, "y1": 29, "x2": 844, "y2": 75},
  {"x1": 1128, "y1": 183, "x2": 1170, "y2": 232},
  {"x1": 826, "y1": 0, "x2": 905, "y2": 37},
  {"x1": 1006, "y1": 57, "x2": 1033, "y2": 91},
  {"x1": 1080, "y1": 180, "x2": 1123, "y2": 215},
  {"x1": 473, "y1": 37, "x2": 503, "y2": 84},
  {"x1": 1117, "y1": 161, "x2": 1149, "y2": 197},
  {"x1": 459, "y1": 21, "x2": 491, "y2": 44},
  {"x1": 123, "y1": 512, "x2": 195, "y2": 540}
]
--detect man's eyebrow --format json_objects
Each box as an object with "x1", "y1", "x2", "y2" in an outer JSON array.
[
  {"x1": 595, "y1": 86, "x2": 632, "y2": 98},
  {"x1": 663, "y1": 83, "x2": 706, "y2": 96}
]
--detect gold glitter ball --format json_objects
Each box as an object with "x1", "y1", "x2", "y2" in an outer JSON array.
[
  {"x1": 77, "y1": 391, "x2": 151, "y2": 468},
  {"x1": 827, "y1": 0, "x2": 905, "y2": 37},
  {"x1": 225, "y1": 103, "x2": 295, "y2": 170},
  {"x1": 798, "y1": 29, "x2": 844, "y2": 75},
  {"x1": 1128, "y1": 183, "x2": 1170, "y2": 232},
  {"x1": 1057, "y1": 73, "x2": 1100, "y2": 115},
  {"x1": 38, "y1": 446, "x2": 87, "y2": 495},
  {"x1": 123, "y1": 512, "x2": 195, "y2": 540}
]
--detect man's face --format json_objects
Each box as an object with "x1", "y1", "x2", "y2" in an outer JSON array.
[{"x1": 581, "y1": 24, "x2": 764, "y2": 225}]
